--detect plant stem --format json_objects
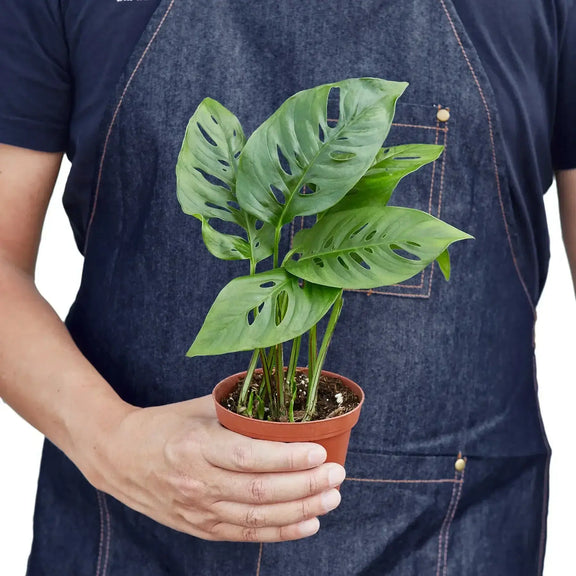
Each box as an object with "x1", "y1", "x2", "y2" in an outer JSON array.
[
  {"x1": 303, "y1": 290, "x2": 344, "y2": 421},
  {"x1": 238, "y1": 256, "x2": 258, "y2": 414},
  {"x1": 259, "y1": 348, "x2": 276, "y2": 419},
  {"x1": 238, "y1": 348, "x2": 260, "y2": 410},
  {"x1": 273, "y1": 226, "x2": 281, "y2": 269},
  {"x1": 308, "y1": 324, "x2": 317, "y2": 376},
  {"x1": 286, "y1": 335, "x2": 301, "y2": 390},
  {"x1": 275, "y1": 342, "x2": 286, "y2": 418}
]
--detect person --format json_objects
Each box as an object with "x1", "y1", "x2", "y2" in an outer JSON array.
[{"x1": 1, "y1": 1, "x2": 575, "y2": 574}]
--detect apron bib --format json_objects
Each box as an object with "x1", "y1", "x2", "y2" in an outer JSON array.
[{"x1": 28, "y1": 1, "x2": 551, "y2": 574}]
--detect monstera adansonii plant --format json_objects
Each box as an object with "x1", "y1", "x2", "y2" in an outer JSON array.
[{"x1": 176, "y1": 77, "x2": 472, "y2": 423}]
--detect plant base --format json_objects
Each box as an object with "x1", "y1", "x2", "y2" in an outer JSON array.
[{"x1": 212, "y1": 368, "x2": 365, "y2": 467}]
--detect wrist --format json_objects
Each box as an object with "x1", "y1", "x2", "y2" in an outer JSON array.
[{"x1": 56, "y1": 374, "x2": 138, "y2": 489}]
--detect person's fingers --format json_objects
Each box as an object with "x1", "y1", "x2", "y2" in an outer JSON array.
[
  {"x1": 199, "y1": 517, "x2": 322, "y2": 543},
  {"x1": 203, "y1": 431, "x2": 327, "y2": 473},
  {"x1": 211, "y1": 488, "x2": 341, "y2": 528},
  {"x1": 213, "y1": 462, "x2": 346, "y2": 505}
]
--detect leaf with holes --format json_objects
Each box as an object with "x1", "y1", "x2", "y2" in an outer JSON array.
[
  {"x1": 176, "y1": 98, "x2": 273, "y2": 263},
  {"x1": 187, "y1": 269, "x2": 341, "y2": 357},
  {"x1": 284, "y1": 206, "x2": 473, "y2": 289},
  {"x1": 236, "y1": 78, "x2": 408, "y2": 228},
  {"x1": 324, "y1": 144, "x2": 444, "y2": 215},
  {"x1": 198, "y1": 216, "x2": 251, "y2": 260},
  {"x1": 177, "y1": 98, "x2": 246, "y2": 224}
]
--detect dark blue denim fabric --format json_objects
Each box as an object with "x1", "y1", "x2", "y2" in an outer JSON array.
[{"x1": 28, "y1": 1, "x2": 552, "y2": 574}]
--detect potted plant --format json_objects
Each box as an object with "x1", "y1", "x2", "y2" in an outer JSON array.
[{"x1": 175, "y1": 77, "x2": 472, "y2": 466}]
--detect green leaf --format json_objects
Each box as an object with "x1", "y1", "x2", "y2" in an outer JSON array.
[
  {"x1": 176, "y1": 98, "x2": 246, "y2": 225},
  {"x1": 325, "y1": 144, "x2": 444, "y2": 215},
  {"x1": 236, "y1": 78, "x2": 408, "y2": 227},
  {"x1": 198, "y1": 216, "x2": 251, "y2": 260},
  {"x1": 436, "y1": 248, "x2": 451, "y2": 281},
  {"x1": 187, "y1": 269, "x2": 342, "y2": 357},
  {"x1": 284, "y1": 206, "x2": 473, "y2": 289},
  {"x1": 176, "y1": 98, "x2": 274, "y2": 263}
]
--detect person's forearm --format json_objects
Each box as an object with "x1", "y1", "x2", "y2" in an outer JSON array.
[
  {"x1": 557, "y1": 169, "x2": 576, "y2": 294},
  {"x1": 0, "y1": 258, "x2": 134, "y2": 481}
]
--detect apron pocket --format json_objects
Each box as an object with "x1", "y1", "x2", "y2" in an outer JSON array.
[
  {"x1": 289, "y1": 100, "x2": 451, "y2": 300},
  {"x1": 257, "y1": 450, "x2": 466, "y2": 576}
]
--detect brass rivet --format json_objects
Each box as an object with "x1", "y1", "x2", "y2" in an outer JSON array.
[
  {"x1": 437, "y1": 108, "x2": 450, "y2": 122},
  {"x1": 455, "y1": 458, "x2": 466, "y2": 472}
]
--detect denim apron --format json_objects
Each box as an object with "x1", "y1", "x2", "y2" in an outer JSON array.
[{"x1": 28, "y1": 1, "x2": 552, "y2": 574}]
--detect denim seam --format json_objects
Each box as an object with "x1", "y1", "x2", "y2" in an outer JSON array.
[
  {"x1": 345, "y1": 478, "x2": 462, "y2": 484},
  {"x1": 95, "y1": 490, "x2": 111, "y2": 576},
  {"x1": 437, "y1": 0, "x2": 536, "y2": 316},
  {"x1": 427, "y1": 110, "x2": 441, "y2": 215},
  {"x1": 393, "y1": 123, "x2": 447, "y2": 132},
  {"x1": 256, "y1": 542, "x2": 263, "y2": 576},
  {"x1": 95, "y1": 491, "x2": 105, "y2": 576},
  {"x1": 84, "y1": 0, "x2": 177, "y2": 253},
  {"x1": 435, "y1": 459, "x2": 466, "y2": 576},
  {"x1": 532, "y1": 355, "x2": 552, "y2": 575},
  {"x1": 436, "y1": 114, "x2": 449, "y2": 220}
]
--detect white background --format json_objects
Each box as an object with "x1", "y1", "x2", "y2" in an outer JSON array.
[{"x1": 1, "y1": 161, "x2": 575, "y2": 574}]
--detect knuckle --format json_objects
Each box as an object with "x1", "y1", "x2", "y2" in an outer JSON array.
[
  {"x1": 241, "y1": 526, "x2": 260, "y2": 542},
  {"x1": 176, "y1": 476, "x2": 204, "y2": 504},
  {"x1": 198, "y1": 517, "x2": 219, "y2": 535},
  {"x1": 244, "y1": 506, "x2": 265, "y2": 528},
  {"x1": 278, "y1": 525, "x2": 294, "y2": 542},
  {"x1": 249, "y1": 477, "x2": 267, "y2": 504},
  {"x1": 287, "y1": 449, "x2": 298, "y2": 471},
  {"x1": 231, "y1": 444, "x2": 255, "y2": 471},
  {"x1": 307, "y1": 472, "x2": 319, "y2": 496},
  {"x1": 299, "y1": 498, "x2": 311, "y2": 522}
]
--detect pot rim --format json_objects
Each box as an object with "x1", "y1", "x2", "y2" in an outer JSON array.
[{"x1": 212, "y1": 367, "x2": 365, "y2": 429}]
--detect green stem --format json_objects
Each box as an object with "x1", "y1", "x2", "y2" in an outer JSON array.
[
  {"x1": 308, "y1": 324, "x2": 317, "y2": 377},
  {"x1": 273, "y1": 226, "x2": 281, "y2": 269},
  {"x1": 275, "y1": 342, "x2": 285, "y2": 417},
  {"x1": 303, "y1": 291, "x2": 344, "y2": 421},
  {"x1": 238, "y1": 348, "x2": 260, "y2": 410},
  {"x1": 259, "y1": 348, "x2": 276, "y2": 419},
  {"x1": 238, "y1": 256, "x2": 258, "y2": 414},
  {"x1": 286, "y1": 335, "x2": 301, "y2": 390}
]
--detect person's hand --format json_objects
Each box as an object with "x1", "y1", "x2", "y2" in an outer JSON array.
[{"x1": 76, "y1": 394, "x2": 345, "y2": 542}]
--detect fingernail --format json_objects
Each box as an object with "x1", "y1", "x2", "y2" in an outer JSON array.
[
  {"x1": 307, "y1": 446, "x2": 327, "y2": 467},
  {"x1": 298, "y1": 517, "x2": 320, "y2": 537},
  {"x1": 322, "y1": 489, "x2": 341, "y2": 512},
  {"x1": 328, "y1": 464, "x2": 346, "y2": 487}
]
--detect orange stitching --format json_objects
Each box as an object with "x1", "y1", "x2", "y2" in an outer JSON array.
[
  {"x1": 437, "y1": 0, "x2": 535, "y2": 316},
  {"x1": 84, "y1": 0, "x2": 177, "y2": 253},
  {"x1": 346, "y1": 477, "x2": 463, "y2": 484},
  {"x1": 95, "y1": 491, "x2": 105, "y2": 576},
  {"x1": 256, "y1": 542, "x2": 263, "y2": 576},
  {"x1": 326, "y1": 118, "x2": 446, "y2": 132},
  {"x1": 436, "y1": 468, "x2": 460, "y2": 576},
  {"x1": 428, "y1": 112, "x2": 441, "y2": 214},
  {"x1": 95, "y1": 491, "x2": 111, "y2": 576},
  {"x1": 347, "y1": 288, "x2": 432, "y2": 298},
  {"x1": 393, "y1": 122, "x2": 447, "y2": 131},
  {"x1": 441, "y1": 465, "x2": 465, "y2": 575},
  {"x1": 102, "y1": 494, "x2": 111, "y2": 576},
  {"x1": 436, "y1": 124, "x2": 449, "y2": 219}
]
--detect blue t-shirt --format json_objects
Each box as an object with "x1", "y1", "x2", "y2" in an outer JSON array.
[{"x1": 1, "y1": 0, "x2": 575, "y2": 293}]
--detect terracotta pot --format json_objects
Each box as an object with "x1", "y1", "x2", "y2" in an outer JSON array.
[{"x1": 212, "y1": 368, "x2": 365, "y2": 467}]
